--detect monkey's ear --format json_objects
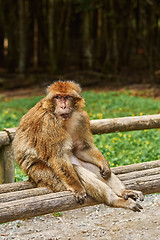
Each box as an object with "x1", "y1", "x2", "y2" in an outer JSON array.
[{"x1": 66, "y1": 81, "x2": 82, "y2": 99}]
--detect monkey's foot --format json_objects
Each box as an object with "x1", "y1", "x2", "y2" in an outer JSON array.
[
  {"x1": 122, "y1": 190, "x2": 144, "y2": 201},
  {"x1": 112, "y1": 197, "x2": 143, "y2": 212}
]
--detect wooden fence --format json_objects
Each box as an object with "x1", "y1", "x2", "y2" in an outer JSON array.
[
  {"x1": 0, "y1": 114, "x2": 160, "y2": 184},
  {"x1": 0, "y1": 114, "x2": 160, "y2": 223},
  {"x1": 1, "y1": 114, "x2": 160, "y2": 184}
]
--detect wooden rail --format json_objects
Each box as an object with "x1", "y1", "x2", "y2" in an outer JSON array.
[
  {"x1": 90, "y1": 114, "x2": 160, "y2": 134},
  {"x1": 1, "y1": 114, "x2": 160, "y2": 145},
  {"x1": 0, "y1": 160, "x2": 160, "y2": 224},
  {"x1": 1, "y1": 114, "x2": 160, "y2": 184}
]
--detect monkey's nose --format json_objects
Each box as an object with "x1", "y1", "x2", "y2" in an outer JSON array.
[{"x1": 61, "y1": 105, "x2": 66, "y2": 109}]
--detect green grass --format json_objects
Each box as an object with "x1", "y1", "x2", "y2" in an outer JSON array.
[
  {"x1": 83, "y1": 91, "x2": 160, "y2": 166},
  {"x1": 1, "y1": 90, "x2": 160, "y2": 181},
  {"x1": 0, "y1": 96, "x2": 42, "y2": 129}
]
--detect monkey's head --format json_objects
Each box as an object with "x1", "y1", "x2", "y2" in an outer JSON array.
[{"x1": 46, "y1": 81, "x2": 85, "y2": 119}]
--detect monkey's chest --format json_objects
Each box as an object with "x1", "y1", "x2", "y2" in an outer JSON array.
[
  {"x1": 67, "y1": 125, "x2": 79, "y2": 143},
  {"x1": 65, "y1": 118, "x2": 81, "y2": 145}
]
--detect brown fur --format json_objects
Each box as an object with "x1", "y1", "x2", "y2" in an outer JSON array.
[{"x1": 13, "y1": 81, "x2": 144, "y2": 210}]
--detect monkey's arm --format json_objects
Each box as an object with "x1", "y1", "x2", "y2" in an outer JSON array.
[
  {"x1": 74, "y1": 113, "x2": 111, "y2": 178},
  {"x1": 75, "y1": 142, "x2": 111, "y2": 179}
]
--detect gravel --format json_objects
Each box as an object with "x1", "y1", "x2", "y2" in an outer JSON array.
[{"x1": 0, "y1": 194, "x2": 160, "y2": 240}]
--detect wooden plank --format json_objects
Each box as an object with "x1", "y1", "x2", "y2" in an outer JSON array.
[
  {"x1": 90, "y1": 114, "x2": 160, "y2": 134},
  {"x1": 0, "y1": 187, "x2": 51, "y2": 203},
  {"x1": 1, "y1": 160, "x2": 160, "y2": 193},
  {"x1": 0, "y1": 191, "x2": 97, "y2": 224},
  {"x1": 4, "y1": 145, "x2": 15, "y2": 183},
  {"x1": 0, "y1": 181, "x2": 33, "y2": 194},
  {"x1": 0, "y1": 168, "x2": 159, "y2": 204},
  {"x1": 1, "y1": 166, "x2": 159, "y2": 201},
  {"x1": 0, "y1": 129, "x2": 15, "y2": 184},
  {"x1": 117, "y1": 167, "x2": 160, "y2": 181},
  {"x1": 112, "y1": 160, "x2": 160, "y2": 175},
  {"x1": 123, "y1": 174, "x2": 160, "y2": 194},
  {"x1": 1, "y1": 114, "x2": 160, "y2": 146}
]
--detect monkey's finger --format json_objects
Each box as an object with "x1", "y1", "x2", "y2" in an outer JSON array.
[
  {"x1": 138, "y1": 192, "x2": 144, "y2": 201},
  {"x1": 132, "y1": 203, "x2": 143, "y2": 212},
  {"x1": 123, "y1": 194, "x2": 128, "y2": 200},
  {"x1": 124, "y1": 194, "x2": 137, "y2": 201}
]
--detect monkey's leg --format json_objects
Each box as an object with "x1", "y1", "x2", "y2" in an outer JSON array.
[
  {"x1": 21, "y1": 158, "x2": 86, "y2": 204},
  {"x1": 74, "y1": 165, "x2": 143, "y2": 212},
  {"x1": 24, "y1": 160, "x2": 67, "y2": 192},
  {"x1": 72, "y1": 158, "x2": 144, "y2": 202},
  {"x1": 48, "y1": 156, "x2": 87, "y2": 204},
  {"x1": 103, "y1": 172, "x2": 144, "y2": 201}
]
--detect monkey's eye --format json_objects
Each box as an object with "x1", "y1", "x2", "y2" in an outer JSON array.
[
  {"x1": 54, "y1": 95, "x2": 61, "y2": 100},
  {"x1": 64, "y1": 96, "x2": 73, "y2": 100}
]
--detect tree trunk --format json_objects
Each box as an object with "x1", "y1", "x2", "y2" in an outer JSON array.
[
  {"x1": 18, "y1": 0, "x2": 26, "y2": 74},
  {"x1": 82, "y1": 10, "x2": 92, "y2": 69},
  {"x1": 48, "y1": 0, "x2": 56, "y2": 73},
  {"x1": 33, "y1": 16, "x2": 38, "y2": 69},
  {"x1": 110, "y1": 0, "x2": 118, "y2": 73}
]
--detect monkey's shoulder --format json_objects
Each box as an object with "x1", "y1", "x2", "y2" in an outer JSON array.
[
  {"x1": 16, "y1": 101, "x2": 56, "y2": 136},
  {"x1": 18, "y1": 101, "x2": 44, "y2": 125}
]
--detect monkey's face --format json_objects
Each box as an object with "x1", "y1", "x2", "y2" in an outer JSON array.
[
  {"x1": 46, "y1": 81, "x2": 85, "y2": 119},
  {"x1": 54, "y1": 95, "x2": 74, "y2": 119}
]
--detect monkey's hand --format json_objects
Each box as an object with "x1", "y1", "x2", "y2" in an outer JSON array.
[
  {"x1": 99, "y1": 159, "x2": 111, "y2": 179},
  {"x1": 73, "y1": 188, "x2": 87, "y2": 205}
]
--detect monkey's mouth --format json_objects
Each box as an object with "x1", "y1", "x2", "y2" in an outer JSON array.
[{"x1": 60, "y1": 113, "x2": 71, "y2": 119}]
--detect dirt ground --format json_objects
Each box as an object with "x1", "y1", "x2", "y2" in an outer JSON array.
[{"x1": 0, "y1": 194, "x2": 160, "y2": 240}]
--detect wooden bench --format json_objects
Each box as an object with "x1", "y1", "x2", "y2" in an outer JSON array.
[{"x1": 0, "y1": 115, "x2": 160, "y2": 224}]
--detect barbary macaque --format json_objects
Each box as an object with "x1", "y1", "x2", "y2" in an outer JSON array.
[{"x1": 13, "y1": 81, "x2": 144, "y2": 211}]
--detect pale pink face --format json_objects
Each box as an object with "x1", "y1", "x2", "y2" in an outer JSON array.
[{"x1": 54, "y1": 95, "x2": 74, "y2": 119}]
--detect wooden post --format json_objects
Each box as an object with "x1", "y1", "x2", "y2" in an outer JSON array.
[
  {"x1": 0, "y1": 148, "x2": 5, "y2": 184},
  {"x1": 0, "y1": 145, "x2": 15, "y2": 184},
  {"x1": 5, "y1": 145, "x2": 14, "y2": 183},
  {"x1": 0, "y1": 129, "x2": 15, "y2": 184},
  {"x1": 0, "y1": 131, "x2": 9, "y2": 184}
]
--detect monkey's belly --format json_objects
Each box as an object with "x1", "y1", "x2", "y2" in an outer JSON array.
[
  {"x1": 70, "y1": 155, "x2": 100, "y2": 177},
  {"x1": 70, "y1": 155, "x2": 81, "y2": 166}
]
